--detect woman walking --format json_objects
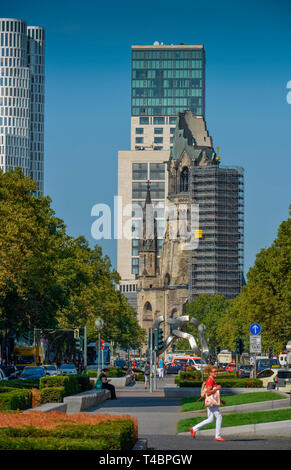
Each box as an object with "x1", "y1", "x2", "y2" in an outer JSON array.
[{"x1": 190, "y1": 365, "x2": 226, "y2": 442}]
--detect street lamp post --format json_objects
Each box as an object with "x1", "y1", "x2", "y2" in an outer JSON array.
[{"x1": 95, "y1": 317, "x2": 104, "y2": 379}]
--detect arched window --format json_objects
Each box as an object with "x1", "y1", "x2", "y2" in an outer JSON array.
[{"x1": 180, "y1": 167, "x2": 189, "y2": 192}]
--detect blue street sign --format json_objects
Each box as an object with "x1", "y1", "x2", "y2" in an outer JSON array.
[{"x1": 249, "y1": 323, "x2": 261, "y2": 336}]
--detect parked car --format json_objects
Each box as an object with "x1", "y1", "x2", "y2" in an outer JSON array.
[
  {"x1": 43, "y1": 364, "x2": 58, "y2": 376},
  {"x1": 256, "y1": 368, "x2": 279, "y2": 387},
  {"x1": 171, "y1": 356, "x2": 207, "y2": 371},
  {"x1": 20, "y1": 366, "x2": 46, "y2": 380},
  {"x1": 59, "y1": 363, "x2": 77, "y2": 376},
  {"x1": 256, "y1": 358, "x2": 280, "y2": 375},
  {"x1": 165, "y1": 362, "x2": 183, "y2": 374},
  {"x1": 239, "y1": 364, "x2": 253, "y2": 378},
  {"x1": 275, "y1": 368, "x2": 291, "y2": 392}
]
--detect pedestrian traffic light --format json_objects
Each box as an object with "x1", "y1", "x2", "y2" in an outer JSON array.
[{"x1": 100, "y1": 339, "x2": 105, "y2": 350}]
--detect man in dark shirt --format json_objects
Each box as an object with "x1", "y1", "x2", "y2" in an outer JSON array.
[{"x1": 99, "y1": 368, "x2": 117, "y2": 399}]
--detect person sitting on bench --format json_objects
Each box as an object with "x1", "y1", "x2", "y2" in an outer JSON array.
[{"x1": 99, "y1": 368, "x2": 117, "y2": 399}]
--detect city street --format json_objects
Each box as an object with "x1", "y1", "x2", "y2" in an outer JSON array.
[{"x1": 88, "y1": 376, "x2": 291, "y2": 451}]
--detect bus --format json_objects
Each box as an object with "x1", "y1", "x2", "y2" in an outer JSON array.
[
  {"x1": 13, "y1": 346, "x2": 43, "y2": 370},
  {"x1": 87, "y1": 342, "x2": 111, "y2": 370}
]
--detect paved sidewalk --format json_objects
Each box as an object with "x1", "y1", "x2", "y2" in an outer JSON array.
[{"x1": 86, "y1": 378, "x2": 291, "y2": 450}]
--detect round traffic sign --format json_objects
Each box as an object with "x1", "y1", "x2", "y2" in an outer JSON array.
[{"x1": 249, "y1": 323, "x2": 261, "y2": 336}]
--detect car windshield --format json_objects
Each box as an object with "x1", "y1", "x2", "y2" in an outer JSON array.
[
  {"x1": 45, "y1": 366, "x2": 56, "y2": 370},
  {"x1": 61, "y1": 364, "x2": 75, "y2": 369},
  {"x1": 22, "y1": 368, "x2": 43, "y2": 375},
  {"x1": 193, "y1": 359, "x2": 202, "y2": 364},
  {"x1": 258, "y1": 359, "x2": 270, "y2": 367}
]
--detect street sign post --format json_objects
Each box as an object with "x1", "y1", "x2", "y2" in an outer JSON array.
[
  {"x1": 250, "y1": 335, "x2": 261, "y2": 353},
  {"x1": 249, "y1": 323, "x2": 261, "y2": 336}
]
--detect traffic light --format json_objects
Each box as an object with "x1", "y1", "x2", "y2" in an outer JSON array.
[
  {"x1": 157, "y1": 328, "x2": 163, "y2": 350},
  {"x1": 74, "y1": 329, "x2": 79, "y2": 339},
  {"x1": 269, "y1": 348, "x2": 273, "y2": 359},
  {"x1": 281, "y1": 328, "x2": 285, "y2": 336},
  {"x1": 75, "y1": 337, "x2": 81, "y2": 352},
  {"x1": 239, "y1": 338, "x2": 246, "y2": 355},
  {"x1": 153, "y1": 328, "x2": 163, "y2": 351},
  {"x1": 100, "y1": 339, "x2": 105, "y2": 350},
  {"x1": 235, "y1": 338, "x2": 240, "y2": 354}
]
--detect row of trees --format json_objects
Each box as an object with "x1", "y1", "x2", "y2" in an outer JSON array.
[
  {"x1": 0, "y1": 169, "x2": 146, "y2": 351},
  {"x1": 177, "y1": 206, "x2": 291, "y2": 355}
]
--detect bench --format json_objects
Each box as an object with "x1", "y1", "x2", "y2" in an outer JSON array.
[{"x1": 64, "y1": 388, "x2": 110, "y2": 414}]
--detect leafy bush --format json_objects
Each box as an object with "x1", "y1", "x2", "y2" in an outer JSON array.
[
  {"x1": 77, "y1": 375, "x2": 91, "y2": 392},
  {"x1": 87, "y1": 367, "x2": 125, "y2": 378},
  {"x1": 0, "y1": 418, "x2": 136, "y2": 450},
  {"x1": 175, "y1": 377, "x2": 263, "y2": 388},
  {"x1": 40, "y1": 376, "x2": 80, "y2": 396},
  {"x1": 40, "y1": 386, "x2": 66, "y2": 404},
  {"x1": 0, "y1": 387, "x2": 32, "y2": 410},
  {"x1": 0, "y1": 379, "x2": 40, "y2": 389}
]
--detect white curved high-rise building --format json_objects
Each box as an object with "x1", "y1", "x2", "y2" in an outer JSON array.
[{"x1": 0, "y1": 18, "x2": 45, "y2": 195}]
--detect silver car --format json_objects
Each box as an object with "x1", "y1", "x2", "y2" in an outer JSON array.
[
  {"x1": 59, "y1": 364, "x2": 77, "y2": 376},
  {"x1": 43, "y1": 365, "x2": 58, "y2": 376}
]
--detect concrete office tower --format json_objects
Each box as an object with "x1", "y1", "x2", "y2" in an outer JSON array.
[
  {"x1": 0, "y1": 18, "x2": 45, "y2": 195},
  {"x1": 131, "y1": 43, "x2": 205, "y2": 150}
]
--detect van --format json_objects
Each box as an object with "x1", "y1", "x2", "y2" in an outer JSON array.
[{"x1": 171, "y1": 356, "x2": 207, "y2": 371}]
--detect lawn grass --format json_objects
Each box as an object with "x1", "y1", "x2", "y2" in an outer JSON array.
[
  {"x1": 181, "y1": 391, "x2": 285, "y2": 412},
  {"x1": 177, "y1": 408, "x2": 291, "y2": 433}
]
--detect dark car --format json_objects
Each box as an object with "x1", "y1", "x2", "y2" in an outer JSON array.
[
  {"x1": 239, "y1": 364, "x2": 253, "y2": 378},
  {"x1": 20, "y1": 366, "x2": 46, "y2": 380},
  {"x1": 256, "y1": 358, "x2": 280, "y2": 374},
  {"x1": 165, "y1": 362, "x2": 183, "y2": 374}
]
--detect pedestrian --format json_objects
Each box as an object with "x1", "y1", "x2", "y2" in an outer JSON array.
[
  {"x1": 144, "y1": 360, "x2": 150, "y2": 389},
  {"x1": 190, "y1": 365, "x2": 226, "y2": 442},
  {"x1": 158, "y1": 357, "x2": 164, "y2": 380},
  {"x1": 99, "y1": 368, "x2": 117, "y2": 399}
]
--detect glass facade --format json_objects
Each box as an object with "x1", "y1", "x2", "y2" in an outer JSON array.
[
  {"x1": 131, "y1": 161, "x2": 166, "y2": 274},
  {"x1": 132, "y1": 47, "x2": 205, "y2": 117}
]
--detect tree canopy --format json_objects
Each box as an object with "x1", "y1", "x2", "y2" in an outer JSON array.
[{"x1": 0, "y1": 169, "x2": 145, "y2": 349}]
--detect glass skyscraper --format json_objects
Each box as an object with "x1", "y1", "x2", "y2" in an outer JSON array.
[
  {"x1": 131, "y1": 43, "x2": 205, "y2": 150},
  {"x1": 0, "y1": 18, "x2": 45, "y2": 195}
]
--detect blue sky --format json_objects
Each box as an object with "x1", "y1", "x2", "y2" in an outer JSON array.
[{"x1": 2, "y1": 0, "x2": 291, "y2": 276}]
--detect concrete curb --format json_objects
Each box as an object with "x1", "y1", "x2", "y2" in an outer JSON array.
[
  {"x1": 178, "y1": 420, "x2": 291, "y2": 437},
  {"x1": 132, "y1": 439, "x2": 148, "y2": 450},
  {"x1": 183, "y1": 398, "x2": 291, "y2": 415}
]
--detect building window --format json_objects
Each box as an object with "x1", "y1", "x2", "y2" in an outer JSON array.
[
  {"x1": 154, "y1": 146, "x2": 163, "y2": 150},
  {"x1": 154, "y1": 137, "x2": 163, "y2": 144},
  {"x1": 153, "y1": 117, "x2": 165, "y2": 125},
  {"x1": 154, "y1": 128, "x2": 163, "y2": 134},
  {"x1": 132, "y1": 163, "x2": 148, "y2": 180},
  {"x1": 132, "y1": 258, "x2": 139, "y2": 275},
  {"x1": 140, "y1": 117, "x2": 149, "y2": 125},
  {"x1": 150, "y1": 163, "x2": 165, "y2": 180},
  {"x1": 169, "y1": 117, "x2": 177, "y2": 124},
  {"x1": 136, "y1": 128, "x2": 144, "y2": 134},
  {"x1": 180, "y1": 166, "x2": 189, "y2": 192},
  {"x1": 136, "y1": 137, "x2": 144, "y2": 143}
]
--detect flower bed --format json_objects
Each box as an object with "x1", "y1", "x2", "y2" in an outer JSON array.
[{"x1": 0, "y1": 411, "x2": 138, "y2": 450}]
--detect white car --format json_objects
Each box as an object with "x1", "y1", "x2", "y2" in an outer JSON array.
[
  {"x1": 256, "y1": 368, "x2": 279, "y2": 387},
  {"x1": 59, "y1": 364, "x2": 77, "y2": 376},
  {"x1": 43, "y1": 365, "x2": 58, "y2": 376}
]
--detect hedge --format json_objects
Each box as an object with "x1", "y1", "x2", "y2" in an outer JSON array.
[
  {"x1": 175, "y1": 377, "x2": 263, "y2": 388},
  {"x1": 40, "y1": 375, "x2": 80, "y2": 396},
  {"x1": 40, "y1": 386, "x2": 66, "y2": 404},
  {"x1": 87, "y1": 367, "x2": 125, "y2": 378},
  {"x1": 0, "y1": 419, "x2": 136, "y2": 450},
  {"x1": 0, "y1": 379, "x2": 40, "y2": 389},
  {"x1": 0, "y1": 387, "x2": 32, "y2": 410}
]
